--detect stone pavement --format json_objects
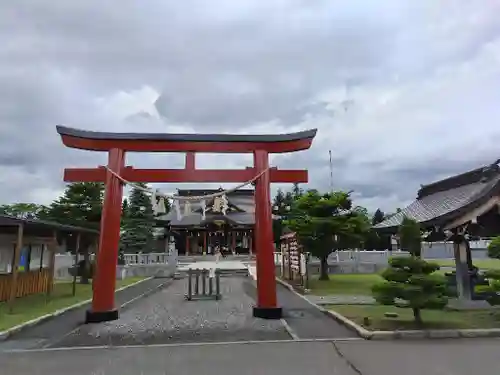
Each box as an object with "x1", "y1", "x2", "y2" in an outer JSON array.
[
  {"x1": 2, "y1": 339, "x2": 500, "y2": 375},
  {"x1": 276, "y1": 283, "x2": 357, "y2": 339},
  {"x1": 0, "y1": 277, "x2": 171, "y2": 351},
  {"x1": 52, "y1": 276, "x2": 290, "y2": 347}
]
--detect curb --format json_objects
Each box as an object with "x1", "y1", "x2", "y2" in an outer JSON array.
[
  {"x1": 276, "y1": 277, "x2": 500, "y2": 340},
  {"x1": 0, "y1": 277, "x2": 163, "y2": 342}
]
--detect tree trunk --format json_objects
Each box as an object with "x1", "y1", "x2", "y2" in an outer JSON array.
[
  {"x1": 412, "y1": 308, "x2": 423, "y2": 327},
  {"x1": 319, "y1": 255, "x2": 329, "y2": 281}
]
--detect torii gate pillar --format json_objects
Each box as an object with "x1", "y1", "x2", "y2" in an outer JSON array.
[
  {"x1": 253, "y1": 150, "x2": 280, "y2": 317},
  {"x1": 56, "y1": 125, "x2": 316, "y2": 322}
]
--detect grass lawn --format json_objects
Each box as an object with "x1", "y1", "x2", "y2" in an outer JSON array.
[
  {"x1": 433, "y1": 258, "x2": 500, "y2": 270},
  {"x1": 307, "y1": 274, "x2": 383, "y2": 296},
  {"x1": 330, "y1": 304, "x2": 500, "y2": 330},
  {"x1": 0, "y1": 276, "x2": 145, "y2": 332}
]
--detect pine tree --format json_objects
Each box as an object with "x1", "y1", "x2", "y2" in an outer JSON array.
[
  {"x1": 371, "y1": 209, "x2": 385, "y2": 225},
  {"x1": 40, "y1": 182, "x2": 103, "y2": 229},
  {"x1": 285, "y1": 190, "x2": 370, "y2": 280},
  {"x1": 291, "y1": 183, "x2": 304, "y2": 199},
  {"x1": 372, "y1": 256, "x2": 448, "y2": 326},
  {"x1": 399, "y1": 216, "x2": 422, "y2": 257},
  {"x1": 120, "y1": 183, "x2": 155, "y2": 253},
  {"x1": 372, "y1": 217, "x2": 448, "y2": 326}
]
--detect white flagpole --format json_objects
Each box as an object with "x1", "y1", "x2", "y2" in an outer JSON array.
[{"x1": 329, "y1": 150, "x2": 334, "y2": 193}]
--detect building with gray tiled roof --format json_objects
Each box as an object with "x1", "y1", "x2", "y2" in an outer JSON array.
[
  {"x1": 158, "y1": 189, "x2": 256, "y2": 255},
  {"x1": 374, "y1": 160, "x2": 500, "y2": 236},
  {"x1": 375, "y1": 160, "x2": 500, "y2": 305}
]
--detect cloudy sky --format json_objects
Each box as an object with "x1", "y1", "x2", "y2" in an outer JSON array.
[{"x1": 1, "y1": 0, "x2": 500, "y2": 214}]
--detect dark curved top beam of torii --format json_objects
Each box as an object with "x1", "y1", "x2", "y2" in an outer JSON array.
[{"x1": 56, "y1": 125, "x2": 317, "y2": 153}]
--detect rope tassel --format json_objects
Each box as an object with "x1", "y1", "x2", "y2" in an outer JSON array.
[
  {"x1": 150, "y1": 190, "x2": 158, "y2": 213},
  {"x1": 184, "y1": 201, "x2": 192, "y2": 216},
  {"x1": 156, "y1": 194, "x2": 166, "y2": 214},
  {"x1": 201, "y1": 199, "x2": 207, "y2": 220},
  {"x1": 174, "y1": 200, "x2": 182, "y2": 221}
]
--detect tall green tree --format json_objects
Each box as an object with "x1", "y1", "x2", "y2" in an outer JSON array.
[
  {"x1": 365, "y1": 209, "x2": 391, "y2": 251},
  {"x1": 40, "y1": 182, "x2": 104, "y2": 229},
  {"x1": 371, "y1": 209, "x2": 385, "y2": 225},
  {"x1": 291, "y1": 183, "x2": 304, "y2": 200},
  {"x1": 0, "y1": 203, "x2": 48, "y2": 219},
  {"x1": 285, "y1": 190, "x2": 370, "y2": 280},
  {"x1": 120, "y1": 183, "x2": 155, "y2": 253},
  {"x1": 272, "y1": 189, "x2": 286, "y2": 245}
]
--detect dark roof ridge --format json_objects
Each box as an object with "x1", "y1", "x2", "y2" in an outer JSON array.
[
  {"x1": 417, "y1": 160, "x2": 500, "y2": 199},
  {"x1": 176, "y1": 189, "x2": 254, "y2": 196}
]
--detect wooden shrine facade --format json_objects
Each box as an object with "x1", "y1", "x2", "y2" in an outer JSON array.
[
  {"x1": 57, "y1": 125, "x2": 316, "y2": 321},
  {"x1": 159, "y1": 189, "x2": 256, "y2": 255}
]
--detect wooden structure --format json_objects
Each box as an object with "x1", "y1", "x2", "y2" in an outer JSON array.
[
  {"x1": 280, "y1": 231, "x2": 309, "y2": 290},
  {"x1": 56, "y1": 125, "x2": 316, "y2": 321},
  {"x1": 159, "y1": 189, "x2": 256, "y2": 255},
  {"x1": 0, "y1": 215, "x2": 98, "y2": 305},
  {"x1": 375, "y1": 160, "x2": 500, "y2": 305}
]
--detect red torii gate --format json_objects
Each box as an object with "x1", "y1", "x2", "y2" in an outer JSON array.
[{"x1": 56, "y1": 125, "x2": 316, "y2": 322}]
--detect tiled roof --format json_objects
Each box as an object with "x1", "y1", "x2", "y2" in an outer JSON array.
[{"x1": 375, "y1": 163, "x2": 500, "y2": 231}]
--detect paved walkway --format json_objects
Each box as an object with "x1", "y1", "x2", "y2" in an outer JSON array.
[
  {"x1": 276, "y1": 283, "x2": 357, "y2": 339},
  {"x1": 247, "y1": 265, "x2": 357, "y2": 339},
  {"x1": 2, "y1": 339, "x2": 499, "y2": 375},
  {"x1": 0, "y1": 277, "x2": 171, "y2": 351},
  {"x1": 52, "y1": 276, "x2": 290, "y2": 347}
]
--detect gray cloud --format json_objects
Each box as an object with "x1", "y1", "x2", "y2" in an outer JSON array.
[{"x1": 1, "y1": 0, "x2": 500, "y2": 214}]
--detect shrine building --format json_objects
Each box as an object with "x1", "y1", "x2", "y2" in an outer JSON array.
[{"x1": 158, "y1": 188, "x2": 257, "y2": 255}]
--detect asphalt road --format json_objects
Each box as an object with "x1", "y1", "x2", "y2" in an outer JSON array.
[{"x1": 1, "y1": 339, "x2": 499, "y2": 375}]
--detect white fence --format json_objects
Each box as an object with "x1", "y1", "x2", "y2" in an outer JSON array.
[
  {"x1": 273, "y1": 240, "x2": 492, "y2": 266},
  {"x1": 123, "y1": 253, "x2": 169, "y2": 265}
]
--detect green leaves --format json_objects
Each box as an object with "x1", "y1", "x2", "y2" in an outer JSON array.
[
  {"x1": 284, "y1": 189, "x2": 370, "y2": 260},
  {"x1": 372, "y1": 255, "x2": 449, "y2": 322},
  {"x1": 39, "y1": 182, "x2": 104, "y2": 229},
  {"x1": 487, "y1": 236, "x2": 500, "y2": 260},
  {"x1": 398, "y1": 217, "x2": 422, "y2": 256},
  {"x1": 0, "y1": 203, "x2": 48, "y2": 219},
  {"x1": 120, "y1": 184, "x2": 156, "y2": 253}
]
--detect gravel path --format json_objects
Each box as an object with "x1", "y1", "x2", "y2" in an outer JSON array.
[
  {"x1": 54, "y1": 276, "x2": 290, "y2": 347},
  {"x1": 0, "y1": 278, "x2": 170, "y2": 351}
]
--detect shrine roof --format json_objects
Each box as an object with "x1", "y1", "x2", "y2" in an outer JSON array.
[
  {"x1": 56, "y1": 125, "x2": 317, "y2": 153},
  {"x1": 374, "y1": 160, "x2": 500, "y2": 232}
]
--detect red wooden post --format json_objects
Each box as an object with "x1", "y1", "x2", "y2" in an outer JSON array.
[
  {"x1": 253, "y1": 150, "x2": 281, "y2": 319},
  {"x1": 186, "y1": 152, "x2": 195, "y2": 170},
  {"x1": 86, "y1": 148, "x2": 125, "y2": 323}
]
